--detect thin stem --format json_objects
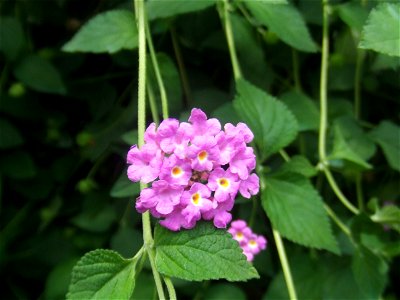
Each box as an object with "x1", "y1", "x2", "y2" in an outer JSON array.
[
  {"x1": 355, "y1": 173, "x2": 364, "y2": 211},
  {"x1": 292, "y1": 49, "x2": 302, "y2": 92},
  {"x1": 163, "y1": 276, "x2": 177, "y2": 300},
  {"x1": 145, "y1": 17, "x2": 169, "y2": 119},
  {"x1": 147, "y1": 80, "x2": 160, "y2": 126},
  {"x1": 323, "y1": 168, "x2": 359, "y2": 215},
  {"x1": 171, "y1": 26, "x2": 193, "y2": 106},
  {"x1": 222, "y1": 0, "x2": 242, "y2": 80},
  {"x1": 279, "y1": 149, "x2": 290, "y2": 162},
  {"x1": 272, "y1": 229, "x2": 298, "y2": 300},
  {"x1": 248, "y1": 197, "x2": 258, "y2": 228},
  {"x1": 135, "y1": 1, "x2": 166, "y2": 299},
  {"x1": 318, "y1": 0, "x2": 329, "y2": 163},
  {"x1": 323, "y1": 204, "x2": 351, "y2": 237}
]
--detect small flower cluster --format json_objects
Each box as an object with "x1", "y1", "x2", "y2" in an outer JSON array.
[
  {"x1": 127, "y1": 108, "x2": 259, "y2": 231},
  {"x1": 228, "y1": 220, "x2": 267, "y2": 261}
]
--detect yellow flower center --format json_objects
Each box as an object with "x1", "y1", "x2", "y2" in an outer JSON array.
[
  {"x1": 171, "y1": 166, "x2": 183, "y2": 177},
  {"x1": 218, "y1": 178, "x2": 230, "y2": 189},
  {"x1": 249, "y1": 240, "x2": 257, "y2": 248},
  {"x1": 236, "y1": 232, "x2": 244, "y2": 241},
  {"x1": 198, "y1": 150, "x2": 208, "y2": 162},
  {"x1": 191, "y1": 192, "x2": 201, "y2": 205}
]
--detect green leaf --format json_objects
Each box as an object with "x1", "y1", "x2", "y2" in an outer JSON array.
[
  {"x1": 154, "y1": 222, "x2": 259, "y2": 281},
  {"x1": 262, "y1": 173, "x2": 339, "y2": 253},
  {"x1": 352, "y1": 246, "x2": 388, "y2": 299},
  {"x1": 13, "y1": 54, "x2": 66, "y2": 94},
  {"x1": 369, "y1": 121, "x2": 400, "y2": 171},
  {"x1": 45, "y1": 259, "x2": 78, "y2": 300},
  {"x1": 371, "y1": 204, "x2": 400, "y2": 226},
  {"x1": 245, "y1": 2, "x2": 318, "y2": 52},
  {"x1": 0, "y1": 118, "x2": 24, "y2": 149},
  {"x1": 67, "y1": 249, "x2": 137, "y2": 300},
  {"x1": 233, "y1": 79, "x2": 298, "y2": 160},
  {"x1": 203, "y1": 283, "x2": 246, "y2": 300},
  {"x1": 111, "y1": 227, "x2": 143, "y2": 259},
  {"x1": 359, "y1": 3, "x2": 400, "y2": 57},
  {"x1": 336, "y1": 2, "x2": 369, "y2": 33},
  {"x1": 0, "y1": 17, "x2": 26, "y2": 62},
  {"x1": 279, "y1": 155, "x2": 317, "y2": 178},
  {"x1": 110, "y1": 172, "x2": 140, "y2": 198},
  {"x1": 147, "y1": 0, "x2": 216, "y2": 20},
  {"x1": 71, "y1": 204, "x2": 116, "y2": 232},
  {"x1": 121, "y1": 130, "x2": 138, "y2": 145},
  {"x1": 329, "y1": 116, "x2": 376, "y2": 170},
  {"x1": 280, "y1": 91, "x2": 319, "y2": 131},
  {"x1": 62, "y1": 10, "x2": 138, "y2": 54}
]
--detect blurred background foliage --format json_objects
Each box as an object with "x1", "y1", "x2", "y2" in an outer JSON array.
[{"x1": 0, "y1": 0, "x2": 399, "y2": 299}]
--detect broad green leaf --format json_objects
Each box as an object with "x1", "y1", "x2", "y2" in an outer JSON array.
[
  {"x1": 280, "y1": 91, "x2": 319, "y2": 131},
  {"x1": 352, "y1": 246, "x2": 388, "y2": 299},
  {"x1": 359, "y1": 3, "x2": 400, "y2": 57},
  {"x1": 147, "y1": 0, "x2": 216, "y2": 20},
  {"x1": 71, "y1": 204, "x2": 116, "y2": 233},
  {"x1": 45, "y1": 259, "x2": 78, "y2": 300},
  {"x1": 67, "y1": 249, "x2": 137, "y2": 300},
  {"x1": 0, "y1": 118, "x2": 24, "y2": 149},
  {"x1": 336, "y1": 2, "x2": 369, "y2": 33},
  {"x1": 279, "y1": 155, "x2": 317, "y2": 178},
  {"x1": 154, "y1": 222, "x2": 259, "y2": 281},
  {"x1": 371, "y1": 205, "x2": 400, "y2": 227},
  {"x1": 245, "y1": 2, "x2": 318, "y2": 52},
  {"x1": 63, "y1": 10, "x2": 138, "y2": 53},
  {"x1": 369, "y1": 121, "x2": 400, "y2": 171},
  {"x1": 203, "y1": 283, "x2": 246, "y2": 300},
  {"x1": 329, "y1": 116, "x2": 376, "y2": 170},
  {"x1": 0, "y1": 17, "x2": 26, "y2": 62},
  {"x1": 371, "y1": 53, "x2": 400, "y2": 71},
  {"x1": 233, "y1": 79, "x2": 298, "y2": 160},
  {"x1": 262, "y1": 173, "x2": 339, "y2": 253},
  {"x1": 110, "y1": 172, "x2": 140, "y2": 198},
  {"x1": 13, "y1": 55, "x2": 66, "y2": 94}
]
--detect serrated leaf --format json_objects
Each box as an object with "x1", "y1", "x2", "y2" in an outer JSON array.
[
  {"x1": 359, "y1": 3, "x2": 400, "y2": 57},
  {"x1": 110, "y1": 172, "x2": 140, "y2": 198},
  {"x1": 13, "y1": 54, "x2": 66, "y2": 94},
  {"x1": 233, "y1": 79, "x2": 298, "y2": 160},
  {"x1": 67, "y1": 249, "x2": 137, "y2": 300},
  {"x1": 336, "y1": 2, "x2": 369, "y2": 33},
  {"x1": 279, "y1": 155, "x2": 317, "y2": 178},
  {"x1": 329, "y1": 116, "x2": 376, "y2": 170},
  {"x1": 262, "y1": 173, "x2": 339, "y2": 253},
  {"x1": 147, "y1": 0, "x2": 216, "y2": 20},
  {"x1": 63, "y1": 10, "x2": 138, "y2": 54},
  {"x1": 245, "y1": 2, "x2": 318, "y2": 52},
  {"x1": 369, "y1": 120, "x2": 400, "y2": 172},
  {"x1": 0, "y1": 118, "x2": 24, "y2": 149},
  {"x1": 352, "y1": 246, "x2": 388, "y2": 299},
  {"x1": 280, "y1": 91, "x2": 319, "y2": 131},
  {"x1": 154, "y1": 222, "x2": 259, "y2": 281}
]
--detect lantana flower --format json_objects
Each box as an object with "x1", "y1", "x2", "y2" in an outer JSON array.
[
  {"x1": 228, "y1": 219, "x2": 267, "y2": 261},
  {"x1": 127, "y1": 108, "x2": 259, "y2": 231}
]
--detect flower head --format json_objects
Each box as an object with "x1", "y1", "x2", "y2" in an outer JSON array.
[{"x1": 127, "y1": 108, "x2": 260, "y2": 231}]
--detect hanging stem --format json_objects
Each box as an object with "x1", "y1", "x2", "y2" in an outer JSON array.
[
  {"x1": 147, "y1": 80, "x2": 160, "y2": 125},
  {"x1": 163, "y1": 277, "x2": 177, "y2": 300},
  {"x1": 135, "y1": 1, "x2": 166, "y2": 299},
  {"x1": 318, "y1": 0, "x2": 359, "y2": 215},
  {"x1": 323, "y1": 204, "x2": 352, "y2": 237},
  {"x1": 273, "y1": 229, "x2": 298, "y2": 300},
  {"x1": 221, "y1": 0, "x2": 242, "y2": 80},
  {"x1": 145, "y1": 16, "x2": 169, "y2": 119}
]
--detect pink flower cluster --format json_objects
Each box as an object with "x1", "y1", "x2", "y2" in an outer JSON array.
[
  {"x1": 127, "y1": 108, "x2": 259, "y2": 231},
  {"x1": 228, "y1": 220, "x2": 267, "y2": 261}
]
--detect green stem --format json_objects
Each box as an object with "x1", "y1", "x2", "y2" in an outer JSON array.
[
  {"x1": 163, "y1": 277, "x2": 177, "y2": 300},
  {"x1": 279, "y1": 149, "x2": 290, "y2": 162},
  {"x1": 145, "y1": 17, "x2": 169, "y2": 119},
  {"x1": 318, "y1": 0, "x2": 329, "y2": 164},
  {"x1": 147, "y1": 80, "x2": 160, "y2": 125},
  {"x1": 292, "y1": 49, "x2": 302, "y2": 92},
  {"x1": 323, "y1": 168, "x2": 359, "y2": 215},
  {"x1": 323, "y1": 204, "x2": 351, "y2": 237},
  {"x1": 171, "y1": 26, "x2": 193, "y2": 106},
  {"x1": 135, "y1": 1, "x2": 166, "y2": 299},
  {"x1": 248, "y1": 197, "x2": 258, "y2": 228},
  {"x1": 272, "y1": 229, "x2": 298, "y2": 300},
  {"x1": 221, "y1": 0, "x2": 242, "y2": 80},
  {"x1": 355, "y1": 172, "x2": 364, "y2": 211}
]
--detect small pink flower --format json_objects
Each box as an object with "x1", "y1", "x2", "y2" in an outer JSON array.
[
  {"x1": 203, "y1": 197, "x2": 234, "y2": 228},
  {"x1": 189, "y1": 108, "x2": 221, "y2": 137},
  {"x1": 239, "y1": 173, "x2": 260, "y2": 199},
  {"x1": 181, "y1": 183, "x2": 213, "y2": 223},
  {"x1": 229, "y1": 147, "x2": 256, "y2": 180},
  {"x1": 207, "y1": 168, "x2": 240, "y2": 202},
  {"x1": 159, "y1": 155, "x2": 192, "y2": 186},
  {"x1": 160, "y1": 206, "x2": 196, "y2": 231},
  {"x1": 187, "y1": 136, "x2": 220, "y2": 172},
  {"x1": 127, "y1": 144, "x2": 163, "y2": 183}
]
